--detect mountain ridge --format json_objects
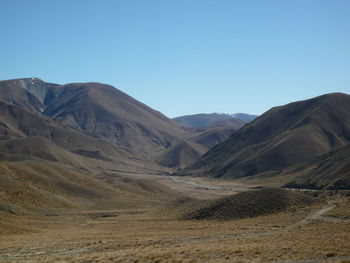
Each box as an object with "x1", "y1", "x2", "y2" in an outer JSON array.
[
  {"x1": 0, "y1": 78, "x2": 189, "y2": 157},
  {"x1": 182, "y1": 92, "x2": 350, "y2": 183},
  {"x1": 172, "y1": 112, "x2": 257, "y2": 128}
]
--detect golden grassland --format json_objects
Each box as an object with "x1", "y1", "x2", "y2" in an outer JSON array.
[
  {"x1": 0, "y1": 195, "x2": 349, "y2": 263},
  {"x1": 0, "y1": 165, "x2": 349, "y2": 263}
]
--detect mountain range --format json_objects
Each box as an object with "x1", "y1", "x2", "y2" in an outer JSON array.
[
  {"x1": 172, "y1": 112, "x2": 257, "y2": 128},
  {"x1": 0, "y1": 77, "x2": 349, "y2": 197},
  {"x1": 161, "y1": 112, "x2": 257, "y2": 169}
]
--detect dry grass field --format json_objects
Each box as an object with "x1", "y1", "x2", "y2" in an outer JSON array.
[{"x1": 0, "y1": 175, "x2": 349, "y2": 263}]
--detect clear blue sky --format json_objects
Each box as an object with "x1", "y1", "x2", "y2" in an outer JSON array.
[{"x1": 1, "y1": 0, "x2": 349, "y2": 118}]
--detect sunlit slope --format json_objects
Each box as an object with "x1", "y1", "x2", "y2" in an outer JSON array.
[{"x1": 185, "y1": 93, "x2": 350, "y2": 179}]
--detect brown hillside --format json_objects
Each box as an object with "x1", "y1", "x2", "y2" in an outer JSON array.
[
  {"x1": 0, "y1": 101, "x2": 133, "y2": 163},
  {"x1": 189, "y1": 127, "x2": 238, "y2": 150},
  {"x1": 157, "y1": 117, "x2": 244, "y2": 169},
  {"x1": 179, "y1": 188, "x2": 316, "y2": 220},
  {"x1": 185, "y1": 93, "x2": 350, "y2": 179},
  {"x1": 204, "y1": 118, "x2": 245, "y2": 129},
  {"x1": 0, "y1": 100, "x2": 169, "y2": 177},
  {"x1": 43, "y1": 82, "x2": 188, "y2": 155},
  {"x1": 0, "y1": 161, "x2": 111, "y2": 213},
  {"x1": 156, "y1": 141, "x2": 208, "y2": 169},
  {"x1": 0, "y1": 78, "x2": 188, "y2": 157},
  {"x1": 0, "y1": 160, "x2": 179, "y2": 214},
  {"x1": 283, "y1": 144, "x2": 350, "y2": 190},
  {"x1": 0, "y1": 78, "x2": 187, "y2": 216}
]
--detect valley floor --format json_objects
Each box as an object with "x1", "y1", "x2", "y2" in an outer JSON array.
[{"x1": 0, "y1": 175, "x2": 349, "y2": 263}]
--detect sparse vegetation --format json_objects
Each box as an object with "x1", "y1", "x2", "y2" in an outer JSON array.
[
  {"x1": 180, "y1": 188, "x2": 317, "y2": 220},
  {"x1": 0, "y1": 79, "x2": 349, "y2": 262},
  {"x1": 0, "y1": 196, "x2": 349, "y2": 262}
]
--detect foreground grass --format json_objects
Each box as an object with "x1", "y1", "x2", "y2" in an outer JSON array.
[{"x1": 0, "y1": 198, "x2": 349, "y2": 263}]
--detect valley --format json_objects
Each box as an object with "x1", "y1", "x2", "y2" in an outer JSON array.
[
  {"x1": 0, "y1": 173, "x2": 349, "y2": 263},
  {"x1": 0, "y1": 78, "x2": 349, "y2": 262},
  {"x1": 2, "y1": 1, "x2": 350, "y2": 262}
]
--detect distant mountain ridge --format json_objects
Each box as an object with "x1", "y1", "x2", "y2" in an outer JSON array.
[
  {"x1": 157, "y1": 113, "x2": 257, "y2": 169},
  {"x1": 172, "y1": 113, "x2": 257, "y2": 128},
  {"x1": 230, "y1": 113, "x2": 257, "y2": 122}
]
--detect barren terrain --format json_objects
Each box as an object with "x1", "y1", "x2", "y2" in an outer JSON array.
[{"x1": 0, "y1": 174, "x2": 349, "y2": 263}]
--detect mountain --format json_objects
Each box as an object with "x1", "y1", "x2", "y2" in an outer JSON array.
[
  {"x1": 188, "y1": 127, "x2": 238, "y2": 150},
  {"x1": 282, "y1": 144, "x2": 350, "y2": 190},
  {"x1": 0, "y1": 78, "x2": 58, "y2": 112},
  {"x1": 183, "y1": 93, "x2": 350, "y2": 179},
  {"x1": 155, "y1": 113, "x2": 253, "y2": 169},
  {"x1": 0, "y1": 77, "x2": 189, "y2": 214},
  {"x1": 155, "y1": 123, "x2": 242, "y2": 169},
  {"x1": 172, "y1": 113, "x2": 256, "y2": 129},
  {"x1": 157, "y1": 115, "x2": 250, "y2": 169},
  {"x1": 0, "y1": 78, "x2": 188, "y2": 158},
  {"x1": 0, "y1": 98, "x2": 157, "y2": 175},
  {"x1": 230, "y1": 113, "x2": 257, "y2": 123},
  {"x1": 155, "y1": 125, "x2": 242, "y2": 169},
  {"x1": 170, "y1": 113, "x2": 253, "y2": 155},
  {"x1": 155, "y1": 140, "x2": 207, "y2": 169}
]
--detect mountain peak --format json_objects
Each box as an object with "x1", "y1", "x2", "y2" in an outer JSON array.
[
  {"x1": 0, "y1": 77, "x2": 44, "y2": 84},
  {"x1": 0, "y1": 78, "x2": 188, "y2": 156}
]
